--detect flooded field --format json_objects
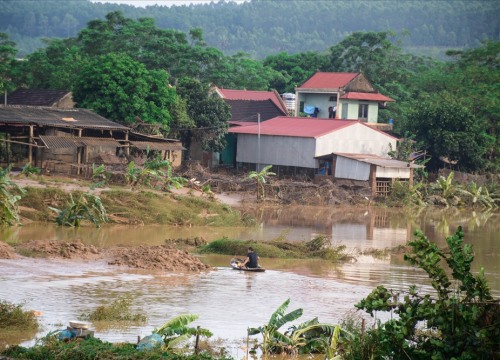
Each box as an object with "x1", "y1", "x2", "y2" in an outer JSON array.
[{"x1": 0, "y1": 206, "x2": 498, "y2": 356}]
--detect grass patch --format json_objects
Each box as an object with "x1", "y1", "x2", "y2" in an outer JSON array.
[
  {"x1": 18, "y1": 187, "x2": 71, "y2": 221},
  {"x1": 17, "y1": 187, "x2": 249, "y2": 226},
  {"x1": 0, "y1": 300, "x2": 39, "y2": 330},
  {"x1": 2, "y1": 336, "x2": 233, "y2": 360},
  {"x1": 80, "y1": 295, "x2": 146, "y2": 322},
  {"x1": 100, "y1": 190, "x2": 246, "y2": 226},
  {"x1": 198, "y1": 235, "x2": 350, "y2": 262}
]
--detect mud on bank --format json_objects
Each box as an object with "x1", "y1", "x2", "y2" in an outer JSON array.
[{"x1": 2, "y1": 240, "x2": 210, "y2": 272}]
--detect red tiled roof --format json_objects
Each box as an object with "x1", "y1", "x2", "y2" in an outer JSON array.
[
  {"x1": 341, "y1": 92, "x2": 395, "y2": 102},
  {"x1": 215, "y1": 87, "x2": 286, "y2": 112},
  {"x1": 297, "y1": 72, "x2": 359, "y2": 89},
  {"x1": 228, "y1": 116, "x2": 357, "y2": 138}
]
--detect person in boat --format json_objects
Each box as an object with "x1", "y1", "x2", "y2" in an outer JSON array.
[{"x1": 240, "y1": 247, "x2": 259, "y2": 268}]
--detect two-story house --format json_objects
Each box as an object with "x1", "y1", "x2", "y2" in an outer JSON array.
[{"x1": 294, "y1": 72, "x2": 394, "y2": 124}]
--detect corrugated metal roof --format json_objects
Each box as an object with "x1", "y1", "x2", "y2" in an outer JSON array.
[
  {"x1": 297, "y1": 72, "x2": 359, "y2": 89},
  {"x1": 79, "y1": 138, "x2": 121, "y2": 147},
  {"x1": 39, "y1": 135, "x2": 79, "y2": 149},
  {"x1": 130, "y1": 141, "x2": 184, "y2": 151},
  {"x1": 214, "y1": 87, "x2": 287, "y2": 112},
  {"x1": 341, "y1": 92, "x2": 395, "y2": 102},
  {"x1": 228, "y1": 116, "x2": 356, "y2": 138},
  {"x1": 7, "y1": 89, "x2": 71, "y2": 107},
  {"x1": 0, "y1": 105, "x2": 129, "y2": 130},
  {"x1": 333, "y1": 153, "x2": 423, "y2": 169},
  {"x1": 39, "y1": 135, "x2": 121, "y2": 149},
  {"x1": 226, "y1": 99, "x2": 287, "y2": 122}
]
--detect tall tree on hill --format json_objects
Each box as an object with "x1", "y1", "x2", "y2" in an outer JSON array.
[{"x1": 175, "y1": 77, "x2": 230, "y2": 153}]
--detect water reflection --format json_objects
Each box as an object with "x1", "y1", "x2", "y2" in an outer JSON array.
[{"x1": 0, "y1": 206, "x2": 498, "y2": 356}]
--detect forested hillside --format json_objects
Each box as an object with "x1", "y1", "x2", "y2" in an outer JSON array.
[{"x1": 0, "y1": 0, "x2": 498, "y2": 57}]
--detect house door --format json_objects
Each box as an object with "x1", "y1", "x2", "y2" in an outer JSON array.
[{"x1": 341, "y1": 104, "x2": 348, "y2": 119}]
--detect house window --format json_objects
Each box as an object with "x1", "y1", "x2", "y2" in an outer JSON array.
[
  {"x1": 329, "y1": 95, "x2": 337, "y2": 102},
  {"x1": 358, "y1": 103, "x2": 369, "y2": 121},
  {"x1": 299, "y1": 101, "x2": 304, "y2": 113}
]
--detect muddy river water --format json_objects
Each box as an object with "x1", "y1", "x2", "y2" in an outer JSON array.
[{"x1": 0, "y1": 206, "x2": 498, "y2": 357}]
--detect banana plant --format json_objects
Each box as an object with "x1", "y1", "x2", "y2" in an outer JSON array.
[
  {"x1": 459, "y1": 181, "x2": 497, "y2": 208},
  {"x1": 431, "y1": 171, "x2": 458, "y2": 204},
  {"x1": 154, "y1": 314, "x2": 212, "y2": 352},
  {"x1": 0, "y1": 166, "x2": 25, "y2": 225},
  {"x1": 247, "y1": 164, "x2": 276, "y2": 201},
  {"x1": 49, "y1": 193, "x2": 108, "y2": 228},
  {"x1": 285, "y1": 317, "x2": 338, "y2": 355},
  {"x1": 90, "y1": 164, "x2": 109, "y2": 189},
  {"x1": 124, "y1": 161, "x2": 141, "y2": 188},
  {"x1": 247, "y1": 298, "x2": 303, "y2": 355},
  {"x1": 21, "y1": 162, "x2": 41, "y2": 177}
]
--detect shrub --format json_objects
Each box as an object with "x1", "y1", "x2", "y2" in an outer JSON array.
[
  {"x1": 80, "y1": 295, "x2": 146, "y2": 322},
  {"x1": 355, "y1": 227, "x2": 500, "y2": 359},
  {"x1": 0, "y1": 300, "x2": 38, "y2": 329}
]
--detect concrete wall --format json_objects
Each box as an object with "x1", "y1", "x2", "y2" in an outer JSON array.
[
  {"x1": 315, "y1": 122, "x2": 395, "y2": 157},
  {"x1": 236, "y1": 134, "x2": 317, "y2": 168},
  {"x1": 340, "y1": 100, "x2": 379, "y2": 123},
  {"x1": 296, "y1": 92, "x2": 337, "y2": 118}
]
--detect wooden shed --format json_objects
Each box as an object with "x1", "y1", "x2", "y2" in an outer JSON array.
[{"x1": 0, "y1": 105, "x2": 183, "y2": 174}]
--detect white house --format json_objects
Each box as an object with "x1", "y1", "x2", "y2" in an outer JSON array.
[{"x1": 229, "y1": 116, "x2": 419, "y2": 196}]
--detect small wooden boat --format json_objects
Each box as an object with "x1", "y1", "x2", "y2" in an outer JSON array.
[{"x1": 230, "y1": 258, "x2": 266, "y2": 272}]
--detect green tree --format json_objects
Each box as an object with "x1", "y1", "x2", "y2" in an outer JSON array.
[
  {"x1": 72, "y1": 53, "x2": 177, "y2": 131},
  {"x1": 263, "y1": 51, "x2": 329, "y2": 93},
  {"x1": 403, "y1": 95, "x2": 492, "y2": 172},
  {"x1": 0, "y1": 32, "x2": 17, "y2": 94},
  {"x1": 356, "y1": 227, "x2": 500, "y2": 359},
  {"x1": 176, "y1": 77, "x2": 230, "y2": 153}
]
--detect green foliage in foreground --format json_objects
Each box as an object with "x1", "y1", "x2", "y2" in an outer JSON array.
[
  {"x1": 0, "y1": 300, "x2": 38, "y2": 330},
  {"x1": 355, "y1": 227, "x2": 500, "y2": 359},
  {"x1": 154, "y1": 314, "x2": 212, "y2": 351},
  {"x1": 80, "y1": 295, "x2": 146, "y2": 323},
  {"x1": 0, "y1": 166, "x2": 25, "y2": 225},
  {"x1": 197, "y1": 235, "x2": 349, "y2": 261},
  {"x1": 248, "y1": 298, "x2": 337, "y2": 356},
  {"x1": 2, "y1": 336, "x2": 232, "y2": 360}
]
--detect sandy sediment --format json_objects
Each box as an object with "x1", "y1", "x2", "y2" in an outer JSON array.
[{"x1": 1, "y1": 239, "x2": 209, "y2": 272}]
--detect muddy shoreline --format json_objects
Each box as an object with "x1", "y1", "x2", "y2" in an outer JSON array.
[{"x1": 1, "y1": 240, "x2": 210, "y2": 272}]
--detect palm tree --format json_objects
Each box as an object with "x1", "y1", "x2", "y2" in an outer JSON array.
[{"x1": 247, "y1": 165, "x2": 276, "y2": 201}]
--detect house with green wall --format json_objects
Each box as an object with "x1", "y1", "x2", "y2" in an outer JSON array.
[{"x1": 294, "y1": 72, "x2": 394, "y2": 124}]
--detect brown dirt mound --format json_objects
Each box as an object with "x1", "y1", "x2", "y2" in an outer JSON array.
[
  {"x1": 107, "y1": 245, "x2": 210, "y2": 272},
  {"x1": 15, "y1": 239, "x2": 101, "y2": 259},
  {"x1": 0, "y1": 241, "x2": 17, "y2": 259}
]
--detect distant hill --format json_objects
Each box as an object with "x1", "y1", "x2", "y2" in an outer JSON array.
[{"x1": 1, "y1": 0, "x2": 498, "y2": 58}]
